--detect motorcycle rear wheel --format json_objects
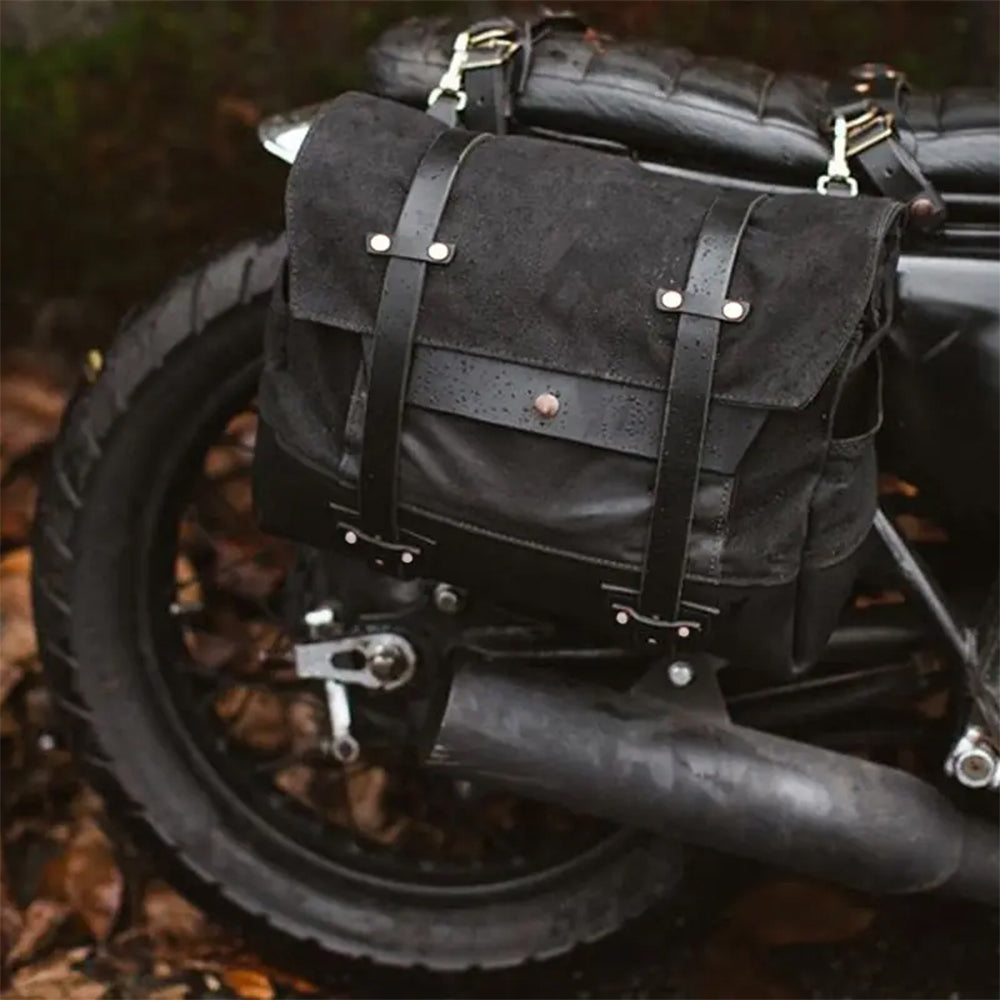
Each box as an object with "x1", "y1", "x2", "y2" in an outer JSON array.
[{"x1": 31, "y1": 235, "x2": 682, "y2": 971}]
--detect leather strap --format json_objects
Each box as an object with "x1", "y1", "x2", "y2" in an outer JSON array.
[
  {"x1": 463, "y1": 63, "x2": 509, "y2": 133},
  {"x1": 359, "y1": 128, "x2": 490, "y2": 548},
  {"x1": 639, "y1": 192, "x2": 765, "y2": 626}
]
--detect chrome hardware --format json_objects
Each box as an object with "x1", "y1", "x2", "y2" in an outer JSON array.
[
  {"x1": 946, "y1": 725, "x2": 1000, "y2": 791},
  {"x1": 817, "y1": 115, "x2": 859, "y2": 197},
  {"x1": 427, "y1": 30, "x2": 472, "y2": 111}
]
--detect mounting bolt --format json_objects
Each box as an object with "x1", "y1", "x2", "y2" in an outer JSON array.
[
  {"x1": 332, "y1": 736, "x2": 360, "y2": 763},
  {"x1": 433, "y1": 583, "x2": 464, "y2": 615},
  {"x1": 367, "y1": 642, "x2": 408, "y2": 684},
  {"x1": 668, "y1": 661, "x2": 694, "y2": 688},
  {"x1": 955, "y1": 748, "x2": 998, "y2": 789}
]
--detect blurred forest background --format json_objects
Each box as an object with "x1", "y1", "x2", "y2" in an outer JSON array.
[
  {"x1": 1, "y1": 3, "x2": 999, "y2": 998},
  {"x1": 2, "y1": 0, "x2": 998, "y2": 362}
]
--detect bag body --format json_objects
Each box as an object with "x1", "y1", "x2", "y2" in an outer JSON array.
[{"x1": 254, "y1": 92, "x2": 903, "y2": 675}]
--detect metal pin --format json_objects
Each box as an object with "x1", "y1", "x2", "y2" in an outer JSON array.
[
  {"x1": 722, "y1": 300, "x2": 746, "y2": 321},
  {"x1": 427, "y1": 242, "x2": 451, "y2": 261},
  {"x1": 615, "y1": 611, "x2": 630, "y2": 626},
  {"x1": 400, "y1": 551, "x2": 414, "y2": 565},
  {"x1": 659, "y1": 290, "x2": 684, "y2": 310},
  {"x1": 344, "y1": 530, "x2": 358, "y2": 545}
]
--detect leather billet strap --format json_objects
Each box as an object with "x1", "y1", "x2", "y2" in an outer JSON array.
[
  {"x1": 617, "y1": 191, "x2": 766, "y2": 644},
  {"x1": 352, "y1": 128, "x2": 490, "y2": 569}
]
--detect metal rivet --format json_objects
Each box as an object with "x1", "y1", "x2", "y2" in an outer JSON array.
[
  {"x1": 368, "y1": 233, "x2": 391, "y2": 253},
  {"x1": 615, "y1": 610, "x2": 629, "y2": 626},
  {"x1": 660, "y1": 289, "x2": 683, "y2": 310},
  {"x1": 668, "y1": 661, "x2": 694, "y2": 687},
  {"x1": 677, "y1": 625, "x2": 691, "y2": 639},
  {"x1": 722, "y1": 300, "x2": 745, "y2": 321},
  {"x1": 854, "y1": 81, "x2": 870, "y2": 93},
  {"x1": 909, "y1": 197, "x2": 936, "y2": 218},
  {"x1": 533, "y1": 392, "x2": 560, "y2": 418},
  {"x1": 427, "y1": 241, "x2": 450, "y2": 261},
  {"x1": 400, "y1": 551, "x2": 414, "y2": 565},
  {"x1": 344, "y1": 530, "x2": 358, "y2": 545}
]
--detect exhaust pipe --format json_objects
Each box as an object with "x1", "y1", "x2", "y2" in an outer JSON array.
[{"x1": 426, "y1": 662, "x2": 998, "y2": 904}]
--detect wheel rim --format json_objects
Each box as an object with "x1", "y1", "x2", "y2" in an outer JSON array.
[{"x1": 136, "y1": 351, "x2": 634, "y2": 902}]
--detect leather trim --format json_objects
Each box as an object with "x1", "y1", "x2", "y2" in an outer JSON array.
[
  {"x1": 396, "y1": 339, "x2": 767, "y2": 473},
  {"x1": 359, "y1": 129, "x2": 491, "y2": 545},
  {"x1": 640, "y1": 192, "x2": 766, "y2": 623}
]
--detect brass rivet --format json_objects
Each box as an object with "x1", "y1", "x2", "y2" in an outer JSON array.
[
  {"x1": 533, "y1": 392, "x2": 560, "y2": 418},
  {"x1": 369, "y1": 234, "x2": 391, "y2": 253},
  {"x1": 722, "y1": 300, "x2": 746, "y2": 321},
  {"x1": 427, "y1": 241, "x2": 450, "y2": 261},
  {"x1": 660, "y1": 289, "x2": 684, "y2": 310}
]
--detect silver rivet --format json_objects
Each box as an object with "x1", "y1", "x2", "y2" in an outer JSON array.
[
  {"x1": 660, "y1": 289, "x2": 683, "y2": 310},
  {"x1": 677, "y1": 625, "x2": 691, "y2": 639},
  {"x1": 854, "y1": 81, "x2": 870, "y2": 93},
  {"x1": 427, "y1": 242, "x2": 450, "y2": 261},
  {"x1": 722, "y1": 300, "x2": 745, "y2": 321},
  {"x1": 344, "y1": 530, "x2": 358, "y2": 545},
  {"x1": 368, "y1": 233, "x2": 391, "y2": 253},
  {"x1": 400, "y1": 551, "x2": 414, "y2": 565},
  {"x1": 668, "y1": 661, "x2": 694, "y2": 687},
  {"x1": 615, "y1": 610, "x2": 629, "y2": 626},
  {"x1": 533, "y1": 392, "x2": 560, "y2": 418}
]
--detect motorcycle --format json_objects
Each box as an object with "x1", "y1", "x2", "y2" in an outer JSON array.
[{"x1": 32, "y1": 15, "x2": 998, "y2": 971}]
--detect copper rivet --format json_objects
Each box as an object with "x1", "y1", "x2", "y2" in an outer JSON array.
[
  {"x1": 400, "y1": 551, "x2": 414, "y2": 565},
  {"x1": 722, "y1": 300, "x2": 745, "y2": 321},
  {"x1": 910, "y1": 197, "x2": 935, "y2": 217},
  {"x1": 534, "y1": 392, "x2": 560, "y2": 418},
  {"x1": 369, "y1": 234, "x2": 391, "y2": 253},
  {"x1": 615, "y1": 611, "x2": 629, "y2": 626},
  {"x1": 660, "y1": 289, "x2": 684, "y2": 310},
  {"x1": 344, "y1": 531, "x2": 358, "y2": 545},
  {"x1": 427, "y1": 241, "x2": 450, "y2": 261}
]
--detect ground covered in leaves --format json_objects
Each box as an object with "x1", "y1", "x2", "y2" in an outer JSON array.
[{"x1": 2, "y1": 350, "x2": 998, "y2": 1000}]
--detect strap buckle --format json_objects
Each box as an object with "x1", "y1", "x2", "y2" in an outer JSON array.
[
  {"x1": 817, "y1": 114, "x2": 859, "y2": 197},
  {"x1": 843, "y1": 107, "x2": 896, "y2": 158}
]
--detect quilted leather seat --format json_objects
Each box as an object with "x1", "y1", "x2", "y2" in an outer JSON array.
[{"x1": 367, "y1": 17, "x2": 999, "y2": 195}]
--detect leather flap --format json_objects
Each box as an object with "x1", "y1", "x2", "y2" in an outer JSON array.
[{"x1": 287, "y1": 92, "x2": 901, "y2": 412}]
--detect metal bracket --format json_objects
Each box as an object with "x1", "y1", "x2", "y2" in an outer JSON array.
[
  {"x1": 336, "y1": 522, "x2": 423, "y2": 576},
  {"x1": 294, "y1": 631, "x2": 418, "y2": 763},
  {"x1": 630, "y1": 653, "x2": 729, "y2": 719}
]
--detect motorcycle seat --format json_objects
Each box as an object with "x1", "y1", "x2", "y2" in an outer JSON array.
[{"x1": 367, "y1": 17, "x2": 1000, "y2": 197}]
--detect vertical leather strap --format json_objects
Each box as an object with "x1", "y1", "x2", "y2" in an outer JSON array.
[
  {"x1": 358, "y1": 129, "x2": 490, "y2": 548},
  {"x1": 638, "y1": 192, "x2": 766, "y2": 625}
]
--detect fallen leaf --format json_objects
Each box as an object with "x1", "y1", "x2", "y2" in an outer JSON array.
[
  {"x1": 0, "y1": 366, "x2": 67, "y2": 477},
  {"x1": 878, "y1": 473, "x2": 919, "y2": 498},
  {"x1": 5, "y1": 899, "x2": 72, "y2": 968},
  {"x1": 141, "y1": 881, "x2": 206, "y2": 945},
  {"x1": 1, "y1": 549, "x2": 37, "y2": 704},
  {"x1": 147, "y1": 984, "x2": 190, "y2": 1000},
  {"x1": 8, "y1": 949, "x2": 105, "y2": 1000},
  {"x1": 222, "y1": 967, "x2": 274, "y2": 1000},
  {"x1": 215, "y1": 687, "x2": 290, "y2": 754},
  {"x1": 1, "y1": 473, "x2": 39, "y2": 544},
  {"x1": 1, "y1": 864, "x2": 25, "y2": 967},
  {"x1": 40, "y1": 819, "x2": 123, "y2": 944},
  {"x1": 895, "y1": 513, "x2": 948, "y2": 543},
  {"x1": 854, "y1": 589, "x2": 906, "y2": 610},
  {"x1": 724, "y1": 879, "x2": 875, "y2": 947}
]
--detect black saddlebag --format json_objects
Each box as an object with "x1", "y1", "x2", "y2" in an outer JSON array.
[{"x1": 253, "y1": 91, "x2": 903, "y2": 675}]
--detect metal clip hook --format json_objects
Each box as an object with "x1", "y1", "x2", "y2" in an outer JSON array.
[
  {"x1": 817, "y1": 115, "x2": 859, "y2": 197},
  {"x1": 428, "y1": 30, "x2": 471, "y2": 111}
]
